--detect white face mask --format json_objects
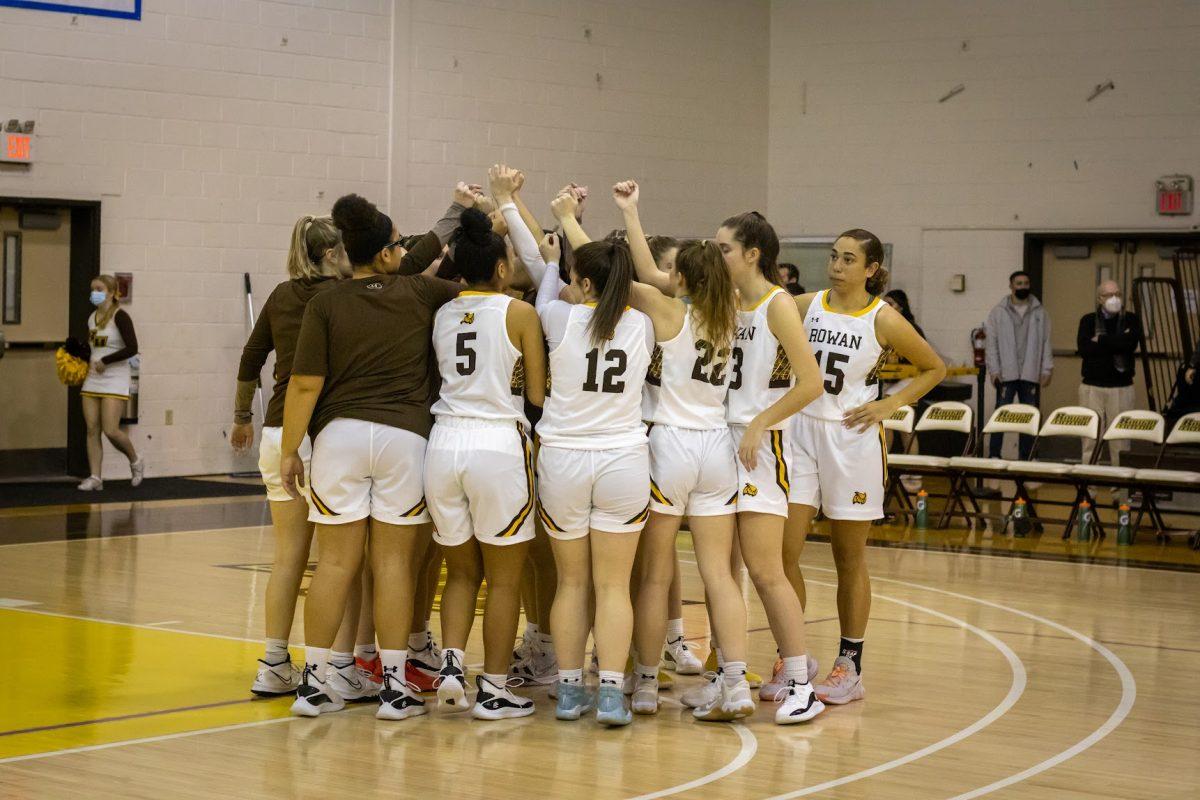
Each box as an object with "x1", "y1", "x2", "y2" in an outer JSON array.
[{"x1": 1103, "y1": 296, "x2": 1122, "y2": 314}]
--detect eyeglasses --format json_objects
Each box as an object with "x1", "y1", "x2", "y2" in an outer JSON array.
[{"x1": 382, "y1": 239, "x2": 405, "y2": 251}]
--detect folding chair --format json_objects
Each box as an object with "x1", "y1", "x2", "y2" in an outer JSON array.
[
  {"x1": 1133, "y1": 412, "x2": 1200, "y2": 538},
  {"x1": 881, "y1": 405, "x2": 917, "y2": 518},
  {"x1": 886, "y1": 401, "x2": 974, "y2": 527},
  {"x1": 948, "y1": 404, "x2": 1040, "y2": 526},
  {"x1": 1003, "y1": 406, "x2": 1100, "y2": 539},
  {"x1": 1069, "y1": 410, "x2": 1165, "y2": 543}
]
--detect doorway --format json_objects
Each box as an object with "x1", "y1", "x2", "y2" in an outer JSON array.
[{"x1": 0, "y1": 198, "x2": 101, "y2": 480}]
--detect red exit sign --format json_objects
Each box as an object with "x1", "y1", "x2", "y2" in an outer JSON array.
[
  {"x1": 1156, "y1": 175, "x2": 1193, "y2": 216},
  {"x1": 1, "y1": 132, "x2": 32, "y2": 164}
]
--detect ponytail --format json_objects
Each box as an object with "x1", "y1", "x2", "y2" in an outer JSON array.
[
  {"x1": 675, "y1": 240, "x2": 736, "y2": 351},
  {"x1": 287, "y1": 215, "x2": 342, "y2": 279},
  {"x1": 574, "y1": 240, "x2": 634, "y2": 346}
]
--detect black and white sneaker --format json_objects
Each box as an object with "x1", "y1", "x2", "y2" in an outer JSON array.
[
  {"x1": 471, "y1": 675, "x2": 535, "y2": 720},
  {"x1": 376, "y1": 667, "x2": 428, "y2": 721},
  {"x1": 290, "y1": 663, "x2": 346, "y2": 717},
  {"x1": 436, "y1": 650, "x2": 468, "y2": 711},
  {"x1": 252, "y1": 656, "x2": 301, "y2": 697},
  {"x1": 774, "y1": 679, "x2": 825, "y2": 725}
]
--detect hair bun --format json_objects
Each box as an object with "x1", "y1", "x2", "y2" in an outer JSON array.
[
  {"x1": 458, "y1": 207, "x2": 493, "y2": 247},
  {"x1": 331, "y1": 194, "x2": 380, "y2": 232}
]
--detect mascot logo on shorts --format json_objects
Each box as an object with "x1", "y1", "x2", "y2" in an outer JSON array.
[
  {"x1": 852, "y1": 491, "x2": 867, "y2": 505},
  {"x1": 461, "y1": 312, "x2": 475, "y2": 324},
  {"x1": 742, "y1": 483, "x2": 758, "y2": 497}
]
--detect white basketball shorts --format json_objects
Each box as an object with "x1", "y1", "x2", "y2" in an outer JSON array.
[
  {"x1": 789, "y1": 413, "x2": 886, "y2": 521},
  {"x1": 728, "y1": 424, "x2": 792, "y2": 518},
  {"x1": 536, "y1": 443, "x2": 649, "y2": 539},
  {"x1": 258, "y1": 425, "x2": 312, "y2": 503},
  {"x1": 648, "y1": 424, "x2": 738, "y2": 518}
]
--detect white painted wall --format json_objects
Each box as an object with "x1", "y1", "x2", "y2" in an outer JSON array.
[{"x1": 768, "y1": 0, "x2": 1200, "y2": 371}]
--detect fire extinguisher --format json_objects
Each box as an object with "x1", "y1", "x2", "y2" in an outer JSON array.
[{"x1": 971, "y1": 327, "x2": 987, "y2": 368}]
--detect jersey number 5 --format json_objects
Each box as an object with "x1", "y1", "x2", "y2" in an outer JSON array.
[
  {"x1": 456, "y1": 332, "x2": 477, "y2": 376},
  {"x1": 583, "y1": 348, "x2": 627, "y2": 393},
  {"x1": 812, "y1": 350, "x2": 847, "y2": 395}
]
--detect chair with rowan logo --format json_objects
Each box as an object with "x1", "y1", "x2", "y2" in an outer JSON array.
[
  {"x1": 881, "y1": 404, "x2": 916, "y2": 519},
  {"x1": 1003, "y1": 406, "x2": 1101, "y2": 539},
  {"x1": 887, "y1": 401, "x2": 975, "y2": 527},
  {"x1": 1067, "y1": 410, "x2": 1164, "y2": 542},
  {"x1": 947, "y1": 404, "x2": 1041, "y2": 531},
  {"x1": 1132, "y1": 412, "x2": 1200, "y2": 542}
]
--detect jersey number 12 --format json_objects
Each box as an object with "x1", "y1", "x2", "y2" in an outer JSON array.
[{"x1": 583, "y1": 348, "x2": 627, "y2": 393}]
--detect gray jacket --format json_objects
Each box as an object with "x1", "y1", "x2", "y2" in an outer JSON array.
[{"x1": 984, "y1": 295, "x2": 1053, "y2": 383}]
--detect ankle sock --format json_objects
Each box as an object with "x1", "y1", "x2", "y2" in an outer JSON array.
[
  {"x1": 782, "y1": 655, "x2": 809, "y2": 684},
  {"x1": 839, "y1": 637, "x2": 864, "y2": 673},
  {"x1": 598, "y1": 670, "x2": 623, "y2": 686},
  {"x1": 264, "y1": 638, "x2": 289, "y2": 664},
  {"x1": 329, "y1": 650, "x2": 354, "y2": 669},
  {"x1": 723, "y1": 661, "x2": 747, "y2": 686},
  {"x1": 559, "y1": 668, "x2": 583, "y2": 685},
  {"x1": 354, "y1": 643, "x2": 377, "y2": 662}
]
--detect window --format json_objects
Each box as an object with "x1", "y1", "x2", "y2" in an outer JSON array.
[{"x1": 2, "y1": 231, "x2": 19, "y2": 324}]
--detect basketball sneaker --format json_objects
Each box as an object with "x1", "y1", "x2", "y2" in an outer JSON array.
[
  {"x1": 512, "y1": 628, "x2": 535, "y2": 664},
  {"x1": 760, "y1": 654, "x2": 819, "y2": 701},
  {"x1": 693, "y1": 679, "x2": 755, "y2": 722},
  {"x1": 681, "y1": 671, "x2": 721, "y2": 709},
  {"x1": 405, "y1": 646, "x2": 440, "y2": 693},
  {"x1": 555, "y1": 681, "x2": 594, "y2": 721},
  {"x1": 425, "y1": 630, "x2": 442, "y2": 663},
  {"x1": 130, "y1": 458, "x2": 145, "y2": 487},
  {"x1": 596, "y1": 683, "x2": 632, "y2": 727},
  {"x1": 630, "y1": 675, "x2": 659, "y2": 715},
  {"x1": 814, "y1": 656, "x2": 865, "y2": 705},
  {"x1": 356, "y1": 654, "x2": 383, "y2": 682},
  {"x1": 77, "y1": 476, "x2": 103, "y2": 491},
  {"x1": 326, "y1": 661, "x2": 381, "y2": 702},
  {"x1": 510, "y1": 646, "x2": 557, "y2": 686},
  {"x1": 774, "y1": 679, "x2": 824, "y2": 724},
  {"x1": 290, "y1": 663, "x2": 346, "y2": 717},
  {"x1": 663, "y1": 637, "x2": 703, "y2": 674},
  {"x1": 436, "y1": 650, "x2": 468, "y2": 710},
  {"x1": 252, "y1": 657, "x2": 301, "y2": 697},
  {"x1": 376, "y1": 668, "x2": 428, "y2": 721},
  {"x1": 472, "y1": 675, "x2": 535, "y2": 720}
]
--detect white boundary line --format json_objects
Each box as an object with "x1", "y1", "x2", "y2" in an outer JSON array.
[
  {"x1": 801, "y1": 567, "x2": 1138, "y2": 800},
  {"x1": 625, "y1": 723, "x2": 758, "y2": 800},
  {"x1": 2, "y1": 607, "x2": 264, "y2": 645}
]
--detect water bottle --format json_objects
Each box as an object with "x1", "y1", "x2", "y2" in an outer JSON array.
[
  {"x1": 1117, "y1": 503, "x2": 1133, "y2": 546},
  {"x1": 914, "y1": 490, "x2": 928, "y2": 529},
  {"x1": 1010, "y1": 497, "x2": 1031, "y2": 538},
  {"x1": 1076, "y1": 501, "x2": 1093, "y2": 542}
]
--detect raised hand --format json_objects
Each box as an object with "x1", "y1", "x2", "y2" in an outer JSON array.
[
  {"x1": 513, "y1": 170, "x2": 526, "y2": 193},
  {"x1": 489, "y1": 164, "x2": 521, "y2": 202},
  {"x1": 612, "y1": 179, "x2": 639, "y2": 210},
  {"x1": 454, "y1": 181, "x2": 478, "y2": 208},
  {"x1": 551, "y1": 191, "x2": 578, "y2": 221},
  {"x1": 539, "y1": 231, "x2": 560, "y2": 265}
]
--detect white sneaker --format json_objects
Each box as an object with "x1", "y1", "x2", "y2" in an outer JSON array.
[
  {"x1": 251, "y1": 657, "x2": 301, "y2": 697},
  {"x1": 130, "y1": 458, "x2": 145, "y2": 487},
  {"x1": 376, "y1": 669, "x2": 428, "y2": 721},
  {"x1": 760, "y1": 654, "x2": 820, "y2": 701},
  {"x1": 815, "y1": 656, "x2": 865, "y2": 705},
  {"x1": 774, "y1": 680, "x2": 825, "y2": 724},
  {"x1": 290, "y1": 665, "x2": 346, "y2": 717},
  {"x1": 436, "y1": 650, "x2": 468, "y2": 711},
  {"x1": 511, "y1": 643, "x2": 557, "y2": 686},
  {"x1": 326, "y1": 661, "x2": 380, "y2": 702},
  {"x1": 630, "y1": 675, "x2": 659, "y2": 715},
  {"x1": 472, "y1": 675, "x2": 535, "y2": 720},
  {"x1": 693, "y1": 678, "x2": 755, "y2": 722},
  {"x1": 681, "y1": 671, "x2": 722, "y2": 709},
  {"x1": 78, "y1": 476, "x2": 103, "y2": 491},
  {"x1": 425, "y1": 630, "x2": 442, "y2": 664},
  {"x1": 663, "y1": 637, "x2": 703, "y2": 674}
]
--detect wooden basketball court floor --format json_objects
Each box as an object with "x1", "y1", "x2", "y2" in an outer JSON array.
[{"x1": 1, "y1": 494, "x2": 1198, "y2": 799}]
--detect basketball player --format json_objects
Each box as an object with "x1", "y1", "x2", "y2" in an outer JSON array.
[
  {"x1": 783, "y1": 229, "x2": 944, "y2": 705},
  {"x1": 280, "y1": 193, "x2": 463, "y2": 720},
  {"x1": 719, "y1": 211, "x2": 828, "y2": 724},
  {"x1": 425, "y1": 206, "x2": 546, "y2": 720},
  {"x1": 78, "y1": 275, "x2": 143, "y2": 491},
  {"x1": 535, "y1": 203, "x2": 652, "y2": 727},
  {"x1": 612, "y1": 181, "x2": 753, "y2": 721}
]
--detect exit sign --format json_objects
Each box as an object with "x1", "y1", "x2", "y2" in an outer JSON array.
[
  {"x1": 1, "y1": 132, "x2": 31, "y2": 164},
  {"x1": 1156, "y1": 175, "x2": 1193, "y2": 216}
]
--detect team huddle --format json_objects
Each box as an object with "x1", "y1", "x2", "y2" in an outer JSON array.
[{"x1": 232, "y1": 166, "x2": 945, "y2": 728}]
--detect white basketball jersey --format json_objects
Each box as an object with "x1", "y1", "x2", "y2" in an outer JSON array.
[
  {"x1": 537, "y1": 305, "x2": 652, "y2": 450},
  {"x1": 430, "y1": 292, "x2": 526, "y2": 424},
  {"x1": 726, "y1": 288, "x2": 793, "y2": 430},
  {"x1": 647, "y1": 306, "x2": 729, "y2": 430},
  {"x1": 801, "y1": 290, "x2": 888, "y2": 421}
]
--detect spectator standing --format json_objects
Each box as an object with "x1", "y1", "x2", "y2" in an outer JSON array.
[
  {"x1": 985, "y1": 271, "x2": 1053, "y2": 460},
  {"x1": 1077, "y1": 281, "x2": 1141, "y2": 463}
]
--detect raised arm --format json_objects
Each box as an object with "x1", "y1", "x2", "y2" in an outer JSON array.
[
  {"x1": 511, "y1": 170, "x2": 544, "y2": 243},
  {"x1": 628, "y1": 282, "x2": 684, "y2": 342},
  {"x1": 551, "y1": 191, "x2": 591, "y2": 250},
  {"x1": 491, "y1": 164, "x2": 547, "y2": 284},
  {"x1": 611, "y1": 180, "x2": 674, "y2": 296},
  {"x1": 535, "y1": 233, "x2": 566, "y2": 313},
  {"x1": 739, "y1": 294, "x2": 823, "y2": 470}
]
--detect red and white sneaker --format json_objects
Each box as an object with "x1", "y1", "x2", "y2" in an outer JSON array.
[
  {"x1": 356, "y1": 655, "x2": 383, "y2": 683},
  {"x1": 405, "y1": 655, "x2": 439, "y2": 693},
  {"x1": 815, "y1": 656, "x2": 865, "y2": 705}
]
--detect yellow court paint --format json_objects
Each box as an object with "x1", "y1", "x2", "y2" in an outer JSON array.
[{"x1": 0, "y1": 610, "x2": 292, "y2": 759}]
